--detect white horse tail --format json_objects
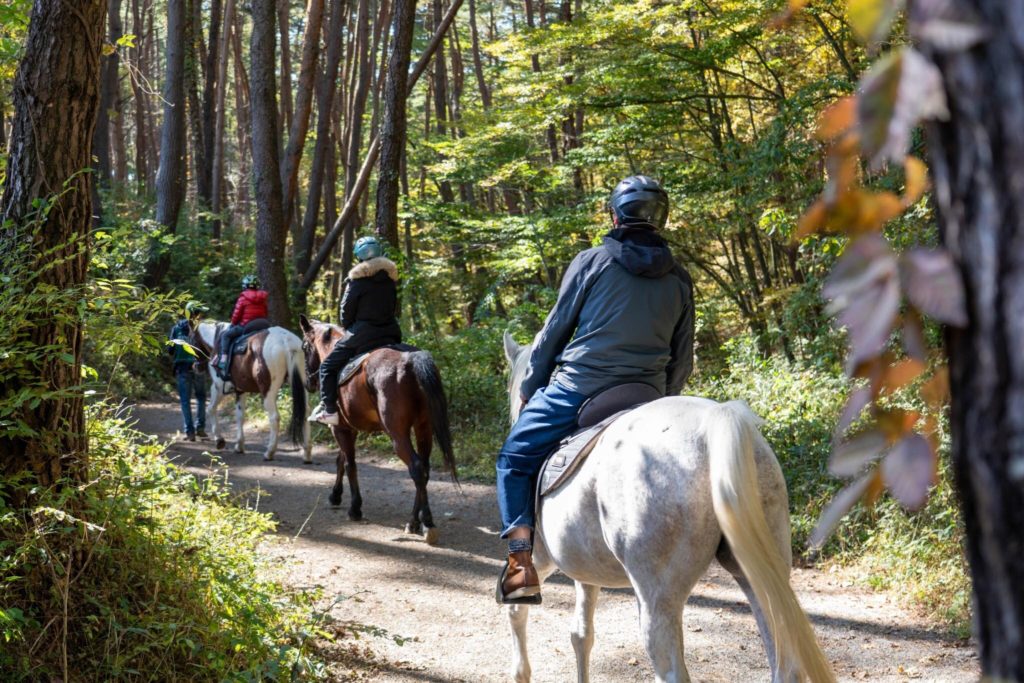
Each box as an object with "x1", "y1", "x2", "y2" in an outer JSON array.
[{"x1": 705, "y1": 401, "x2": 834, "y2": 683}]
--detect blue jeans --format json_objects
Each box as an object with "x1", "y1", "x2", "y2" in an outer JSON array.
[
  {"x1": 496, "y1": 380, "x2": 588, "y2": 537},
  {"x1": 175, "y1": 367, "x2": 207, "y2": 434}
]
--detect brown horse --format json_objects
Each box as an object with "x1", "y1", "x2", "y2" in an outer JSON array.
[{"x1": 299, "y1": 315, "x2": 458, "y2": 544}]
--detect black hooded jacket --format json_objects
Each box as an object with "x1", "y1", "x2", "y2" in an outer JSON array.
[
  {"x1": 337, "y1": 256, "x2": 402, "y2": 350},
  {"x1": 520, "y1": 227, "x2": 694, "y2": 399}
]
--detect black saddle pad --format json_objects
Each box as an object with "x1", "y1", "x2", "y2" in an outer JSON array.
[{"x1": 231, "y1": 329, "x2": 266, "y2": 356}]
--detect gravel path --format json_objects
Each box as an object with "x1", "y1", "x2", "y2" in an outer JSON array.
[{"x1": 131, "y1": 401, "x2": 977, "y2": 682}]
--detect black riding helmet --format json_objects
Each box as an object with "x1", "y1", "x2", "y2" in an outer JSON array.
[{"x1": 608, "y1": 175, "x2": 670, "y2": 230}]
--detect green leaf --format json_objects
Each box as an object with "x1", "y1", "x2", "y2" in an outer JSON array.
[{"x1": 847, "y1": 0, "x2": 902, "y2": 45}]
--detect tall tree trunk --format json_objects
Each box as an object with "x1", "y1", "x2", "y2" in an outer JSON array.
[
  {"x1": 211, "y1": 0, "x2": 236, "y2": 238},
  {"x1": 281, "y1": 0, "x2": 326, "y2": 227},
  {"x1": 202, "y1": 0, "x2": 223, "y2": 203},
  {"x1": 0, "y1": 0, "x2": 106, "y2": 488},
  {"x1": 251, "y1": 0, "x2": 293, "y2": 325},
  {"x1": 468, "y1": 0, "x2": 491, "y2": 108},
  {"x1": 130, "y1": 0, "x2": 149, "y2": 192},
  {"x1": 295, "y1": 0, "x2": 344, "y2": 306},
  {"x1": 185, "y1": 0, "x2": 208, "y2": 206},
  {"x1": 232, "y1": 7, "x2": 252, "y2": 224},
  {"x1": 94, "y1": 0, "x2": 124, "y2": 191},
  {"x1": 375, "y1": 0, "x2": 418, "y2": 248},
  {"x1": 277, "y1": 0, "x2": 293, "y2": 144},
  {"x1": 928, "y1": 3, "x2": 1024, "y2": 677},
  {"x1": 144, "y1": 0, "x2": 187, "y2": 288}
]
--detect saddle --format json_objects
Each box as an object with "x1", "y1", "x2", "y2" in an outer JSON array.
[
  {"x1": 336, "y1": 342, "x2": 419, "y2": 387},
  {"x1": 537, "y1": 382, "x2": 662, "y2": 497}
]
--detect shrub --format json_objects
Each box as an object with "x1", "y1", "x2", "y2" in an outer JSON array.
[{"x1": 0, "y1": 404, "x2": 326, "y2": 681}]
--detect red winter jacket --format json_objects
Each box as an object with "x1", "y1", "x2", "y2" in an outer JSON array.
[{"x1": 231, "y1": 289, "x2": 269, "y2": 325}]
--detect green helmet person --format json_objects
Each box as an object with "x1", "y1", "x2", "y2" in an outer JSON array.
[
  {"x1": 241, "y1": 274, "x2": 261, "y2": 289},
  {"x1": 353, "y1": 235, "x2": 383, "y2": 262},
  {"x1": 185, "y1": 300, "x2": 209, "y2": 320}
]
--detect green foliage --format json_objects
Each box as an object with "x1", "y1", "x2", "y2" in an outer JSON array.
[
  {"x1": 693, "y1": 335, "x2": 968, "y2": 634},
  {"x1": 0, "y1": 404, "x2": 327, "y2": 681}
]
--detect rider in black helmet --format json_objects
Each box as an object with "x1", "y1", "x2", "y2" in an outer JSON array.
[{"x1": 495, "y1": 175, "x2": 695, "y2": 605}]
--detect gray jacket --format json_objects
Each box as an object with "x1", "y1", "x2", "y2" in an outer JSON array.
[{"x1": 521, "y1": 227, "x2": 694, "y2": 400}]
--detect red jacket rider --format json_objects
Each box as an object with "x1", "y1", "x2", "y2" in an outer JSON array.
[{"x1": 230, "y1": 288, "x2": 268, "y2": 325}]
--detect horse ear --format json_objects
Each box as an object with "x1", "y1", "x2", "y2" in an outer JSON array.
[
  {"x1": 299, "y1": 314, "x2": 312, "y2": 334},
  {"x1": 502, "y1": 331, "x2": 521, "y2": 363}
]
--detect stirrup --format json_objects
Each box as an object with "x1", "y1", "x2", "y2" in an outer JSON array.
[{"x1": 495, "y1": 559, "x2": 542, "y2": 606}]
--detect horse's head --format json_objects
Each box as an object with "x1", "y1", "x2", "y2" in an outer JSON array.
[
  {"x1": 299, "y1": 314, "x2": 343, "y2": 393},
  {"x1": 503, "y1": 331, "x2": 533, "y2": 424},
  {"x1": 187, "y1": 320, "x2": 216, "y2": 361}
]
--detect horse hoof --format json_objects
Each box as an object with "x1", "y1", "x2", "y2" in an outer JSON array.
[
  {"x1": 303, "y1": 455, "x2": 313, "y2": 465},
  {"x1": 215, "y1": 438, "x2": 225, "y2": 450},
  {"x1": 404, "y1": 523, "x2": 420, "y2": 535},
  {"x1": 348, "y1": 510, "x2": 362, "y2": 522},
  {"x1": 328, "y1": 496, "x2": 342, "y2": 508},
  {"x1": 263, "y1": 454, "x2": 273, "y2": 461},
  {"x1": 424, "y1": 527, "x2": 440, "y2": 545}
]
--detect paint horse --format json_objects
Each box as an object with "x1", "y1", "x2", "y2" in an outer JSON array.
[
  {"x1": 502, "y1": 332, "x2": 833, "y2": 683},
  {"x1": 190, "y1": 321, "x2": 311, "y2": 463},
  {"x1": 299, "y1": 315, "x2": 457, "y2": 545}
]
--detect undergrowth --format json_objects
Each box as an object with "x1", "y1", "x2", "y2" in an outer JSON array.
[
  {"x1": 693, "y1": 335, "x2": 970, "y2": 636},
  {"x1": 0, "y1": 404, "x2": 327, "y2": 681}
]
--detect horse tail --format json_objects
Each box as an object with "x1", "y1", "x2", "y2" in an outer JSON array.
[
  {"x1": 705, "y1": 401, "x2": 834, "y2": 683},
  {"x1": 409, "y1": 351, "x2": 459, "y2": 486},
  {"x1": 288, "y1": 348, "x2": 307, "y2": 444}
]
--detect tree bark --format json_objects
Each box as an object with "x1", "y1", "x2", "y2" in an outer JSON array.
[
  {"x1": 281, "y1": 0, "x2": 326, "y2": 227},
  {"x1": 93, "y1": 0, "x2": 124, "y2": 188},
  {"x1": 277, "y1": 0, "x2": 293, "y2": 144},
  {"x1": 211, "y1": 0, "x2": 236, "y2": 238},
  {"x1": 295, "y1": 0, "x2": 344, "y2": 301},
  {"x1": 375, "y1": 0, "x2": 418, "y2": 248},
  {"x1": 468, "y1": 0, "x2": 491, "y2": 108},
  {"x1": 0, "y1": 0, "x2": 106, "y2": 488},
  {"x1": 202, "y1": 0, "x2": 223, "y2": 203},
  {"x1": 251, "y1": 0, "x2": 293, "y2": 325},
  {"x1": 129, "y1": 0, "x2": 149, "y2": 192},
  {"x1": 144, "y1": 0, "x2": 187, "y2": 288},
  {"x1": 927, "y1": 2, "x2": 1024, "y2": 677}
]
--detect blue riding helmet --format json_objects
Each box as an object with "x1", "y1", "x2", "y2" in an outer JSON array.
[
  {"x1": 241, "y1": 274, "x2": 260, "y2": 289},
  {"x1": 608, "y1": 175, "x2": 670, "y2": 230},
  {"x1": 354, "y1": 235, "x2": 383, "y2": 262}
]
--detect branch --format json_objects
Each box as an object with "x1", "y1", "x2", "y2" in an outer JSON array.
[{"x1": 300, "y1": 0, "x2": 465, "y2": 291}]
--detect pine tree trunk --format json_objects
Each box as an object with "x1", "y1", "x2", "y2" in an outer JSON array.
[
  {"x1": 93, "y1": 0, "x2": 124, "y2": 189},
  {"x1": 130, "y1": 0, "x2": 149, "y2": 192},
  {"x1": 927, "y1": 2, "x2": 1024, "y2": 677},
  {"x1": 144, "y1": 0, "x2": 187, "y2": 288},
  {"x1": 296, "y1": 0, "x2": 344, "y2": 282},
  {"x1": 375, "y1": 0, "x2": 418, "y2": 248},
  {"x1": 281, "y1": 0, "x2": 326, "y2": 227},
  {"x1": 211, "y1": 0, "x2": 235, "y2": 239},
  {"x1": 202, "y1": 0, "x2": 223, "y2": 202},
  {"x1": 0, "y1": 0, "x2": 106, "y2": 488},
  {"x1": 251, "y1": 0, "x2": 293, "y2": 325}
]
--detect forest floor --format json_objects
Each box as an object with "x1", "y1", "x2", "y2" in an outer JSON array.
[{"x1": 131, "y1": 400, "x2": 978, "y2": 683}]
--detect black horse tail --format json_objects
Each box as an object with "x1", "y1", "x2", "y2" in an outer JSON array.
[
  {"x1": 410, "y1": 351, "x2": 459, "y2": 486},
  {"x1": 289, "y1": 350, "x2": 307, "y2": 445}
]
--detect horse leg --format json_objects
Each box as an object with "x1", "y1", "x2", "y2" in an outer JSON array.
[
  {"x1": 635, "y1": 589, "x2": 689, "y2": 683},
  {"x1": 570, "y1": 582, "x2": 601, "y2": 683},
  {"x1": 508, "y1": 603, "x2": 532, "y2": 683},
  {"x1": 233, "y1": 395, "x2": 246, "y2": 454},
  {"x1": 301, "y1": 414, "x2": 312, "y2": 464},
  {"x1": 209, "y1": 381, "x2": 226, "y2": 450},
  {"x1": 261, "y1": 390, "x2": 279, "y2": 461},
  {"x1": 716, "y1": 542, "x2": 797, "y2": 683},
  {"x1": 413, "y1": 419, "x2": 438, "y2": 544}
]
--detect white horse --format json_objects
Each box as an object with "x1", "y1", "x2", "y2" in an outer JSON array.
[
  {"x1": 192, "y1": 321, "x2": 311, "y2": 463},
  {"x1": 502, "y1": 333, "x2": 833, "y2": 683}
]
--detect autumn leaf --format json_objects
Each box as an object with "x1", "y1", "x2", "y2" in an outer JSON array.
[
  {"x1": 831, "y1": 428, "x2": 888, "y2": 477},
  {"x1": 858, "y1": 47, "x2": 949, "y2": 169},
  {"x1": 848, "y1": 0, "x2": 903, "y2": 45},
  {"x1": 900, "y1": 248, "x2": 968, "y2": 326},
  {"x1": 809, "y1": 471, "x2": 877, "y2": 549},
  {"x1": 920, "y1": 367, "x2": 950, "y2": 410},
  {"x1": 902, "y1": 156, "x2": 929, "y2": 207},
  {"x1": 880, "y1": 357, "x2": 927, "y2": 395},
  {"x1": 882, "y1": 434, "x2": 937, "y2": 511},
  {"x1": 823, "y1": 234, "x2": 900, "y2": 370},
  {"x1": 794, "y1": 199, "x2": 827, "y2": 242},
  {"x1": 815, "y1": 97, "x2": 857, "y2": 141}
]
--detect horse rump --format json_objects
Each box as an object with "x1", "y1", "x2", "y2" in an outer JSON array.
[{"x1": 408, "y1": 351, "x2": 459, "y2": 485}]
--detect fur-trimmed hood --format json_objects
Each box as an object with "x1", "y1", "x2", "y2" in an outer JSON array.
[{"x1": 349, "y1": 256, "x2": 398, "y2": 281}]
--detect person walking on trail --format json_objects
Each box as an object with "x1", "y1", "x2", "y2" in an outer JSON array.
[
  {"x1": 309, "y1": 235, "x2": 403, "y2": 426},
  {"x1": 215, "y1": 274, "x2": 270, "y2": 379},
  {"x1": 169, "y1": 301, "x2": 210, "y2": 441},
  {"x1": 496, "y1": 175, "x2": 695, "y2": 604}
]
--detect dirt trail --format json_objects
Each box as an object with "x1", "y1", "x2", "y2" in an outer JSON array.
[{"x1": 132, "y1": 401, "x2": 977, "y2": 682}]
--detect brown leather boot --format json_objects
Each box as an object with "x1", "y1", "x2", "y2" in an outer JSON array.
[{"x1": 497, "y1": 550, "x2": 541, "y2": 604}]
